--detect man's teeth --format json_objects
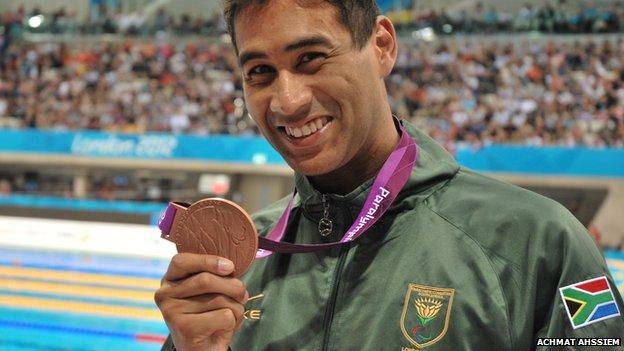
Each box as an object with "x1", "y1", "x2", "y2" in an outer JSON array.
[{"x1": 285, "y1": 117, "x2": 329, "y2": 138}]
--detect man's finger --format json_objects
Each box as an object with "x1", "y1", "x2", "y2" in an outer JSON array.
[
  {"x1": 165, "y1": 294, "x2": 245, "y2": 322},
  {"x1": 165, "y1": 253, "x2": 234, "y2": 281},
  {"x1": 173, "y1": 308, "x2": 238, "y2": 337},
  {"x1": 171, "y1": 272, "x2": 247, "y2": 301}
]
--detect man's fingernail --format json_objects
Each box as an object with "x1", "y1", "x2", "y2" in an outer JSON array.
[
  {"x1": 217, "y1": 259, "x2": 234, "y2": 273},
  {"x1": 244, "y1": 290, "x2": 250, "y2": 303}
]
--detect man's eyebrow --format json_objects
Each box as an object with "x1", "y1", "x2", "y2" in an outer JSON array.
[
  {"x1": 284, "y1": 35, "x2": 334, "y2": 53},
  {"x1": 239, "y1": 36, "x2": 334, "y2": 67},
  {"x1": 239, "y1": 51, "x2": 267, "y2": 67}
]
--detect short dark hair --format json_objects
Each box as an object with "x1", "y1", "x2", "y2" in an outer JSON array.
[{"x1": 223, "y1": 0, "x2": 381, "y2": 53}]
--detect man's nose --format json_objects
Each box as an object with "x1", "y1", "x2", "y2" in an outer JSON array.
[{"x1": 269, "y1": 70, "x2": 312, "y2": 117}]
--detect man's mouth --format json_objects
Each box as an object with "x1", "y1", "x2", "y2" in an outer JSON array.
[{"x1": 281, "y1": 117, "x2": 331, "y2": 139}]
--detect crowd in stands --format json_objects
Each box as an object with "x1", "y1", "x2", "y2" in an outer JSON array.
[
  {"x1": 0, "y1": 5, "x2": 224, "y2": 38},
  {"x1": 1, "y1": 2, "x2": 622, "y2": 39},
  {"x1": 391, "y1": 1, "x2": 623, "y2": 34},
  {"x1": 1, "y1": 36, "x2": 623, "y2": 148},
  {"x1": 391, "y1": 38, "x2": 624, "y2": 148},
  {"x1": 0, "y1": 40, "x2": 253, "y2": 135}
]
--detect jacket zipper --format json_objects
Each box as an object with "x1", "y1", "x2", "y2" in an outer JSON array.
[
  {"x1": 321, "y1": 245, "x2": 348, "y2": 351},
  {"x1": 321, "y1": 196, "x2": 352, "y2": 351}
]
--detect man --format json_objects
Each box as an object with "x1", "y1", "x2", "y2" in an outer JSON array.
[{"x1": 155, "y1": 1, "x2": 624, "y2": 350}]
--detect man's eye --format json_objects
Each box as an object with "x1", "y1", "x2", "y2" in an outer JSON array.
[
  {"x1": 248, "y1": 65, "x2": 273, "y2": 76},
  {"x1": 299, "y1": 52, "x2": 325, "y2": 65}
]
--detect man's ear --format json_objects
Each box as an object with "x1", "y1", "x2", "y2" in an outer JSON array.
[{"x1": 372, "y1": 16, "x2": 398, "y2": 77}]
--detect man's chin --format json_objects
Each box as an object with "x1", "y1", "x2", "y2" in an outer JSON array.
[{"x1": 287, "y1": 158, "x2": 336, "y2": 177}]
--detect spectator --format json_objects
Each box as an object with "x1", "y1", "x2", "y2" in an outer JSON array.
[{"x1": 0, "y1": 179, "x2": 11, "y2": 196}]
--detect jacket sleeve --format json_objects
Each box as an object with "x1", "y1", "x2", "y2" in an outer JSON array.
[
  {"x1": 534, "y1": 206, "x2": 624, "y2": 347},
  {"x1": 161, "y1": 335, "x2": 174, "y2": 351},
  {"x1": 160, "y1": 335, "x2": 234, "y2": 351}
]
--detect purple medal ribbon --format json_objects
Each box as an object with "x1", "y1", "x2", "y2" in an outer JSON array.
[{"x1": 255, "y1": 120, "x2": 418, "y2": 258}]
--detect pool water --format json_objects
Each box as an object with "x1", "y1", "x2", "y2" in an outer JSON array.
[
  {"x1": 0, "y1": 248, "x2": 168, "y2": 351},
  {"x1": 1, "y1": 248, "x2": 623, "y2": 351}
]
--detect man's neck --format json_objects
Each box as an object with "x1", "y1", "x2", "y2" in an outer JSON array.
[{"x1": 309, "y1": 117, "x2": 401, "y2": 196}]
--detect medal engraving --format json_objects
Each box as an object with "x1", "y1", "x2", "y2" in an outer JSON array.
[{"x1": 166, "y1": 199, "x2": 258, "y2": 277}]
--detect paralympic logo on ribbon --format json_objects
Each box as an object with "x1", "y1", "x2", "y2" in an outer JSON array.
[{"x1": 345, "y1": 186, "x2": 390, "y2": 241}]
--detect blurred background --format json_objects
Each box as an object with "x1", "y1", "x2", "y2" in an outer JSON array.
[{"x1": 0, "y1": 0, "x2": 623, "y2": 350}]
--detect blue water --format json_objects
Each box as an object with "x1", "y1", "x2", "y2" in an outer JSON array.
[
  {"x1": 0, "y1": 248, "x2": 169, "y2": 351},
  {"x1": 0, "y1": 248, "x2": 167, "y2": 278},
  {"x1": 1, "y1": 248, "x2": 623, "y2": 350}
]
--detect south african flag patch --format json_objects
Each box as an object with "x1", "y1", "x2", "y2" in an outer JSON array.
[{"x1": 559, "y1": 276, "x2": 621, "y2": 329}]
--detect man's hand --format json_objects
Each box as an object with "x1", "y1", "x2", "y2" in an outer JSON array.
[{"x1": 155, "y1": 253, "x2": 249, "y2": 351}]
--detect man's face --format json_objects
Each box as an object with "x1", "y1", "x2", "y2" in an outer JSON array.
[{"x1": 235, "y1": 0, "x2": 386, "y2": 176}]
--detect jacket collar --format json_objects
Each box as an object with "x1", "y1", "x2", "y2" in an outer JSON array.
[{"x1": 294, "y1": 119, "x2": 460, "y2": 220}]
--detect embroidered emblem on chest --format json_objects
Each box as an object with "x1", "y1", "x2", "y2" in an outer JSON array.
[
  {"x1": 400, "y1": 283, "x2": 454, "y2": 349},
  {"x1": 559, "y1": 276, "x2": 621, "y2": 329}
]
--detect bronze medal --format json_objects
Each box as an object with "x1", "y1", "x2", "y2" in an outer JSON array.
[{"x1": 162, "y1": 198, "x2": 258, "y2": 277}]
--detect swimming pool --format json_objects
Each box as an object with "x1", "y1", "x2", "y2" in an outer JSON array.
[
  {"x1": 1, "y1": 247, "x2": 623, "y2": 350},
  {"x1": 0, "y1": 248, "x2": 168, "y2": 351}
]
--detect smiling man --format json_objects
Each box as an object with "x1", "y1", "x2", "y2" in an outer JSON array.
[
  {"x1": 155, "y1": 1, "x2": 624, "y2": 350},
  {"x1": 236, "y1": 0, "x2": 399, "y2": 194}
]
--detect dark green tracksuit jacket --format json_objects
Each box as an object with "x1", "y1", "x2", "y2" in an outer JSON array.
[{"x1": 165, "y1": 122, "x2": 624, "y2": 350}]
